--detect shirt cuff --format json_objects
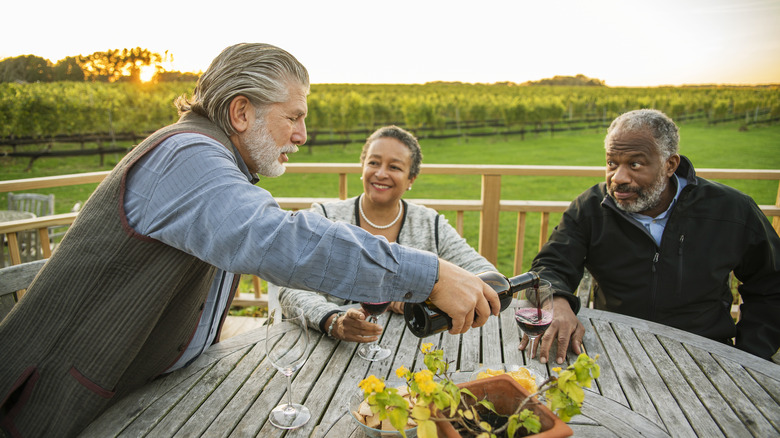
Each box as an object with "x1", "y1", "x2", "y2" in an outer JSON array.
[
  {"x1": 319, "y1": 310, "x2": 342, "y2": 333},
  {"x1": 393, "y1": 247, "x2": 439, "y2": 303}
]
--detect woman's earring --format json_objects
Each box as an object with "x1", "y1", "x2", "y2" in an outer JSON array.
[
  {"x1": 360, "y1": 176, "x2": 364, "y2": 180},
  {"x1": 407, "y1": 186, "x2": 412, "y2": 191}
]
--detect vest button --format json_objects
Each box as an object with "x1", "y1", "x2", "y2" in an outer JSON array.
[
  {"x1": 178, "y1": 343, "x2": 187, "y2": 352},
  {"x1": 404, "y1": 292, "x2": 412, "y2": 299}
]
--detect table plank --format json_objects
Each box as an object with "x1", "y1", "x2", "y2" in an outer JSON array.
[
  {"x1": 481, "y1": 312, "x2": 502, "y2": 365},
  {"x1": 175, "y1": 342, "x2": 268, "y2": 436},
  {"x1": 610, "y1": 323, "x2": 688, "y2": 435},
  {"x1": 591, "y1": 319, "x2": 660, "y2": 421},
  {"x1": 148, "y1": 346, "x2": 252, "y2": 436},
  {"x1": 499, "y1": 306, "x2": 523, "y2": 366},
  {"x1": 460, "y1": 323, "x2": 480, "y2": 372},
  {"x1": 635, "y1": 330, "x2": 724, "y2": 437},
  {"x1": 577, "y1": 315, "x2": 627, "y2": 406},
  {"x1": 687, "y1": 344, "x2": 778, "y2": 437},
  {"x1": 568, "y1": 424, "x2": 620, "y2": 438},
  {"x1": 202, "y1": 350, "x2": 278, "y2": 435},
  {"x1": 580, "y1": 394, "x2": 670, "y2": 438},
  {"x1": 712, "y1": 355, "x2": 780, "y2": 432},
  {"x1": 659, "y1": 336, "x2": 753, "y2": 437}
]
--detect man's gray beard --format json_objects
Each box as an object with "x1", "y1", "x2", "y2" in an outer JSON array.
[
  {"x1": 244, "y1": 118, "x2": 287, "y2": 178},
  {"x1": 612, "y1": 171, "x2": 668, "y2": 214}
]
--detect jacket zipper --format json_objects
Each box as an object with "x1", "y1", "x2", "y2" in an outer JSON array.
[
  {"x1": 651, "y1": 252, "x2": 659, "y2": 320},
  {"x1": 677, "y1": 235, "x2": 685, "y2": 295}
]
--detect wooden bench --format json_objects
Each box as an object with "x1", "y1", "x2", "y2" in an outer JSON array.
[{"x1": 0, "y1": 259, "x2": 46, "y2": 321}]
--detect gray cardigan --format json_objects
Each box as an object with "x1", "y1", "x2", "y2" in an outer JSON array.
[{"x1": 278, "y1": 196, "x2": 496, "y2": 332}]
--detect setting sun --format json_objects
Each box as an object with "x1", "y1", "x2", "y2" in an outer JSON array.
[{"x1": 139, "y1": 65, "x2": 156, "y2": 83}]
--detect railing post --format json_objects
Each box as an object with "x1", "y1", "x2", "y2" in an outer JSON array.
[
  {"x1": 339, "y1": 173, "x2": 348, "y2": 200},
  {"x1": 479, "y1": 174, "x2": 501, "y2": 266},
  {"x1": 774, "y1": 180, "x2": 780, "y2": 234},
  {"x1": 513, "y1": 212, "x2": 527, "y2": 276}
]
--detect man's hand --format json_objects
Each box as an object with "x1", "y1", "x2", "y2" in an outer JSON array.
[
  {"x1": 428, "y1": 259, "x2": 500, "y2": 334},
  {"x1": 519, "y1": 296, "x2": 584, "y2": 364},
  {"x1": 328, "y1": 308, "x2": 383, "y2": 343}
]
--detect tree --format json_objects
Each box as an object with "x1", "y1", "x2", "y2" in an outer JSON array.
[
  {"x1": 52, "y1": 57, "x2": 85, "y2": 81},
  {"x1": 79, "y1": 47, "x2": 162, "y2": 83},
  {"x1": 0, "y1": 55, "x2": 52, "y2": 83}
]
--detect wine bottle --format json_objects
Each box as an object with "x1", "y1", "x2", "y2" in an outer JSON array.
[{"x1": 403, "y1": 271, "x2": 540, "y2": 337}]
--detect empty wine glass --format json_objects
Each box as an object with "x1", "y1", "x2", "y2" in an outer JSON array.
[
  {"x1": 266, "y1": 307, "x2": 310, "y2": 429},
  {"x1": 357, "y1": 301, "x2": 392, "y2": 361},
  {"x1": 515, "y1": 279, "x2": 554, "y2": 360}
]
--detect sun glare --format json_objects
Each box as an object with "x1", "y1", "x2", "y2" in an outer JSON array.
[{"x1": 140, "y1": 65, "x2": 156, "y2": 83}]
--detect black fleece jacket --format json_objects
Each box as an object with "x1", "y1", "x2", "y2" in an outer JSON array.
[{"x1": 531, "y1": 156, "x2": 780, "y2": 360}]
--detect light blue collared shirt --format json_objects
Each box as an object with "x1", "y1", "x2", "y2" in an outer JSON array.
[
  {"x1": 629, "y1": 174, "x2": 686, "y2": 246},
  {"x1": 123, "y1": 132, "x2": 438, "y2": 371}
]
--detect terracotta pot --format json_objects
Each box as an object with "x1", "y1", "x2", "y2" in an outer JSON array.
[{"x1": 435, "y1": 374, "x2": 572, "y2": 438}]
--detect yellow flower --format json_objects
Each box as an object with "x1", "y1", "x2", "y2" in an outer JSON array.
[
  {"x1": 414, "y1": 369, "x2": 433, "y2": 384},
  {"x1": 552, "y1": 367, "x2": 562, "y2": 373},
  {"x1": 418, "y1": 379, "x2": 437, "y2": 395},
  {"x1": 420, "y1": 343, "x2": 434, "y2": 354},
  {"x1": 396, "y1": 366, "x2": 410, "y2": 379},
  {"x1": 359, "y1": 375, "x2": 385, "y2": 394}
]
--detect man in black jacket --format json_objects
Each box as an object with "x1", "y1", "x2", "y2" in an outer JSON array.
[{"x1": 525, "y1": 109, "x2": 780, "y2": 364}]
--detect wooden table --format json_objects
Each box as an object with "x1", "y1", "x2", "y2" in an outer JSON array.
[
  {"x1": 82, "y1": 307, "x2": 780, "y2": 437},
  {"x1": 0, "y1": 210, "x2": 36, "y2": 222}
]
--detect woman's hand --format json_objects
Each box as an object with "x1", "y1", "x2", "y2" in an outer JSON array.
[
  {"x1": 388, "y1": 302, "x2": 405, "y2": 314},
  {"x1": 328, "y1": 307, "x2": 384, "y2": 342}
]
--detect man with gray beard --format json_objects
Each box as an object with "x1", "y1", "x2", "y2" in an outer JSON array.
[
  {"x1": 0, "y1": 43, "x2": 498, "y2": 437},
  {"x1": 523, "y1": 109, "x2": 780, "y2": 364}
]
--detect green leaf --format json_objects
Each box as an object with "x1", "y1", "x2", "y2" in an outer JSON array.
[
  {"x1": 417, "y1": 420, "x2": 437, "y2": 438},
  {"x1": 477, "y1": 399, "x2": 497, "y2": 414},
  {"x1": 519, "y1": 409, "x2": 541, "y2": 434},
  {"x1": 507, "y1": 415, "x2": 520, "y2": 438},
  {"x1": 412, "y1": 405, "x2": 430, "y2": 421},
  {"x1": 388, "y1": 407, "x2": 409, "y2": 432}
]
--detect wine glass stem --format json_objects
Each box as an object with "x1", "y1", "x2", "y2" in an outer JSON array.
[{"x1": 284, "y1": 375, "x2": 295, "y2": 412}]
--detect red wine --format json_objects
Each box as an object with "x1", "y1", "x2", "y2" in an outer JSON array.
[
  {"x1": 514, "y1": 308, "x2": 552, "y2": 337},
  {"x1": 404, "y1": 271, "x2": 540, "y2": 337},
  {"x1": 361, "y1": 301, "x2": 391, "y2": 315}
]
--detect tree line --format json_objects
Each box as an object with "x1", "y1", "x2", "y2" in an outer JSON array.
[{"x1": 0, "y1": 48, "x2": 198, "y2": 84}]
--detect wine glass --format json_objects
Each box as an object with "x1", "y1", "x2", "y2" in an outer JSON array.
[
  {"x1": 265, "y1": 307, "x2": 310, "y2": 429},
  {"x1": 357, "y1": 301, "x2": 392, "y2": 361},
  {"x1": 514, "y1": 279, "x2": 554, "y2": 360}
]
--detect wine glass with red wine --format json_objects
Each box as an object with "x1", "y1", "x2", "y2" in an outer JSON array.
[
  {"x1": 514, "y1": 279, "x2": 554, "y2": 360},
  {"x1": 357, "y1": 301, "x2": 392, "y2": 361}
]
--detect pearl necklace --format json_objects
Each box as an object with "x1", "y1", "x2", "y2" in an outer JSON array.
[{"x1": 359, "y1": 194, "x2": 403, "y2": 229}]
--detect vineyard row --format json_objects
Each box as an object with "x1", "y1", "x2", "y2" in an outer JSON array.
[{"x1": 1, "y1": 81, "x2": 778, "y2": 141}]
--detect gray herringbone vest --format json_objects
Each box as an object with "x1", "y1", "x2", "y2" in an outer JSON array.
[{"x1": 0, "y1": 112, "x2": 235, "y2": 437}]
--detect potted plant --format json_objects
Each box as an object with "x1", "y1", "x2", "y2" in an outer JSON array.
[{"x1": 355, "y1": 343, "x2": 599, "y2": 438}]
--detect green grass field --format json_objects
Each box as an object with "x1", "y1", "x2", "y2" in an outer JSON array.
[{"x1": 2, "y1": 119, "x2": 779, "y2": 276}]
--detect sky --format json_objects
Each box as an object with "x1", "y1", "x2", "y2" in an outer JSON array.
[{"x1": 2, "y1": 0, "x2": 779, "y2": 86}]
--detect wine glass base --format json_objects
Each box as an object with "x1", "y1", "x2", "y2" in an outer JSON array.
[
  {"x1": 269, "y1": 403, "x2": 310, "y2": 429},
  {"x1": 357, "y1": 345, "x2": 391, "y2": 361}
]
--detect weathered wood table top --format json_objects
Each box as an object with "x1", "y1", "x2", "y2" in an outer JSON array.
[{"x1": 82, "y1": 307, "x2": 780, "y2": 437}]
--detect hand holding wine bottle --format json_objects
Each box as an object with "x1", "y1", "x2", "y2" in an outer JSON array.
[{"x1": 427, "y1": 259, "x2": 500, "y2": 334}]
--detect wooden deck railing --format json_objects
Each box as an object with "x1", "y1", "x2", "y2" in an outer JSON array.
[{"x1": 3, "y1": 164, "x2": 780, "y2": 306}]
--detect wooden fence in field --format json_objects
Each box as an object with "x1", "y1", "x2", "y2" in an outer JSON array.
[{"x1": 2, "y1": 164, "x2": 780, "y2": 307}]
